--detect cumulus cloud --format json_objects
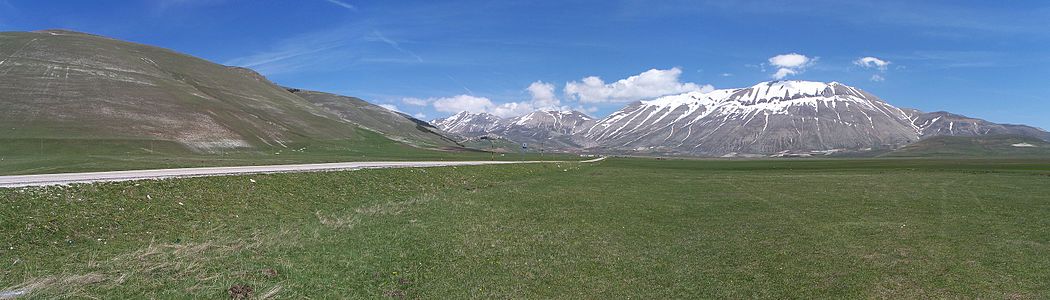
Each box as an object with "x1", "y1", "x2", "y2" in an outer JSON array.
[
  {"x1": 425, "y1": 97, "x2": 530, "y2": 119},
  {"x1": 772, "y1": 68, "x2": 797, "y2": 80},
  {"x1": 854, "y1": 56, "x2": 891, "y2": 70},
  {"x1": 526, "y1": 81, "x2": 559, "y2": 109},
  {"x1": 564, "y1": 68, "x2": 713, "y2": 103},
  {"x1": 488, "y1": 102, "x2": 537, "y2": 118},
  {"x1": 769, "y1": 53, "x2": 812, "y2": 68},
  {"x1": 767, "y1": 53, "x2": 816, "y2": 79},
  {"x1": 426, "y1": 81, "x2": 569, "y2": 118},
  {"x1": 870, "y1": 74, "x2": 886, "y2": 82}
]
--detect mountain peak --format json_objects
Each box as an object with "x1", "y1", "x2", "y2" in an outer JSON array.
[
  {"x1": 528, "y1": 110, "x2": 593, "y2": 119},
  {"x1": 747, "y1": 80, "x2": 835, "y2": 94},
  {"x1": 512, "y1": 110, "x2": 594, "y2": 126}
]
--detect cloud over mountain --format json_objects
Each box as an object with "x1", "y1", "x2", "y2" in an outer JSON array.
[
  {"x1": 768, "y1": 53, "x2": 816, "y2": 79},
  {"x1": 425, "y1": 81, "x2": 568, "y2": 118},
  {"x1": 565, "y1": 67, "x2": 713, "y2": 103}
]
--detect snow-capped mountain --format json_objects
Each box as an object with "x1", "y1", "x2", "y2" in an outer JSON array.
[
  {"x1": 432, "y1": 110, "x2": 596, "y2": 150},
  {"x1": 430, "y1": 111, "x2": 505, "y2": 136},
  {"x1": 510, "y1": 110, "x2": 595, "y2": 135},
  {"x1": 584, "y1": 81, "x2": 922, "y2": 154},
  {"x1": 430, "y1": 80, "x2": 1049, "y2": 155}
]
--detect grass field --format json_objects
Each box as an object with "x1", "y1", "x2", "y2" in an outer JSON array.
[{"x1": 2, "y1": 158, "x2": 1049, "y2": 298}]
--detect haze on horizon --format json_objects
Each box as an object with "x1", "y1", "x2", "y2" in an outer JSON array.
[{"x1": 0, "y1": 0, "x2": 1046, "y2": 128}]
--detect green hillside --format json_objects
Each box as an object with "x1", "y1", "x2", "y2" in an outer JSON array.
[
  {"x1": 0, "y1": 30, "x2": 505, "y2": 174},
  {"x1": 0, "y1": 30, "x2": 364, "y2": 151},
  {"x1": 290, "y1": 89, "x2": 460, "y2": 148},
  {"x1": 883, "y1": 135, "x2": 1050, "y2": 158}
]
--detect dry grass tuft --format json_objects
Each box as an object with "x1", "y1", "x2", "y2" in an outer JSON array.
[
  {"x1": 3, "y1": 229, "x2": 301, "y2": 298},
  {"x1": 258, "y1": 284, "x2": 283, "y2": 299},
  {"x1": 316, "y1": 194, "x2": 438, "y2": 229},
  {"x1": 0, "y1": 272, "x2": 105, "y2": 299}
]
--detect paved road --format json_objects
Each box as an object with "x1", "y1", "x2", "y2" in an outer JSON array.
[{"x1": 0, "y1": 158, "x2": 604, "y2": 188}]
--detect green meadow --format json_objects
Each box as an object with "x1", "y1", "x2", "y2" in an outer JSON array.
[
  {"x1": 0, "y1": 128, "x2": 572, "y2": 175},
  {"x1": 2, "y1": 158, "x2": 1049, "y2": 298}
]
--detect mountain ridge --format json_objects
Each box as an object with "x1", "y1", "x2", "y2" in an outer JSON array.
[
  {"x1": 432, "y1": 110, "x2": 596, "y2": 150},
  {"x1": 434, "y1": 80, "x2": 1049, "y2": 156}
]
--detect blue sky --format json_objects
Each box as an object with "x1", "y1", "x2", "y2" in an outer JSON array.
[{"x1": 1, "y1": 0, "x2": 1048, "y2": 128}]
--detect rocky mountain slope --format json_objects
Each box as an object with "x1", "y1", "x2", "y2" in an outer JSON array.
[
  {"x1": 907, "y1": 110, "x2": 1050, "y2": 141},
  {"x1": 584, "y1": 81, "x2": 921, "y2": 154},
  {"x1": 431, "y1": 111, "x2": 506, "y2": 137},
  {"x1": 433, "y1": 110, "x2": 595, "y2": 150}
]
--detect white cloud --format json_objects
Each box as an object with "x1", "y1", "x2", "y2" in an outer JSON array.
[
  {"x1": 526, "y1": 81, "x2": 560, "y2": 109},
  {"x1": 402, "y1": 97, "x2": 430, "y2": 106},
  {"x1": 433, "y1": 95, "x2": 495, "y2": 115},
  {"x1": 323, "y1": 0, "x2": 356, "y2": 10},
  {"x1": 769, "y1": 53, "x2": 812, "y2": 68},
  {"x1": 767, "y1": 53, "x2": 816, "y2": 79},
  {"x1": 855, "y1": 56, "x2": 892, "y2": 81},
  {"x1": 488, "y1": 102, "x2": 537, "y2": 118},
  {"x1": 564, "y1": 67, "x2": 712, "y2": 103},
  {"x1": 772, "y1": 68, "x2": 797, "y2": 80},
  {"x1": 721, "y1": 73, "x2": 733, "y2": 77},
  {"x1": 413, "y1": 112, "x2": 427, "y2": 119},
  {"x1": 425, "y1": 81, "x2": 573, "y2": 118},
  {"x1": 854, "y1": 56, "x2": 891, "y2": 70},
  {"x1": 378, "y1": 104, "x2": 401, "y2": 113}
]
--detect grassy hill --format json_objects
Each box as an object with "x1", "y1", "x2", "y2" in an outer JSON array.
[
  {"x1": 0, "y1": 30, "x2": 361, "y2": 151},
  {"x1": 0, "y1": 30, "x2": 505, "y2": 174},
  {"x1": 883, "y1": 135, "x2": 1050, "y2": 158},
  {"x1": 3, "y1": 158, "x2": 1049, "y2": 298}
]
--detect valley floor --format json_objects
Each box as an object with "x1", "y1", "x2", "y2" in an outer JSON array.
[
  {"x1": 0, "y1": 137, "x2": 572, "y2": 176},
  {"x1": 2, "y1": 158, "x2": 1049, "y2": 298}
]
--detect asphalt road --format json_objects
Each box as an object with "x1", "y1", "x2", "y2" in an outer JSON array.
[{"x1": 0, "y1": 160, "x2": 593, "y2": 188}]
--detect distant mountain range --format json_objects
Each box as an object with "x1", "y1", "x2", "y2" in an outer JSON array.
[
  {"x1": 432, "y1": 110, "x2": 595, "y2": 150},
  {"x1": 434, "y1": 81, "x2": 1049, "y2": 156}
]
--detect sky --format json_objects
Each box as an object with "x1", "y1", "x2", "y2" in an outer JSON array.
[{"x1": 1, "y1": 0, "x2": 1048, "y2": 128}]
